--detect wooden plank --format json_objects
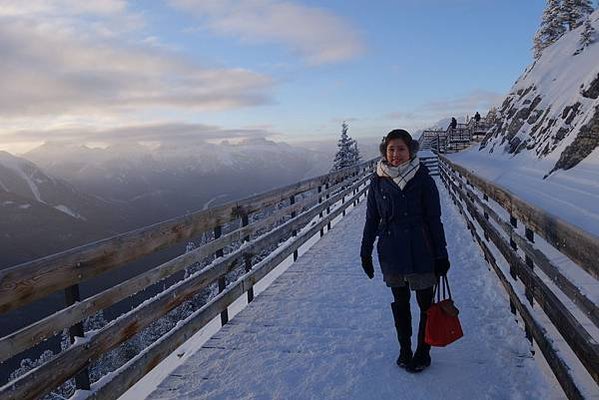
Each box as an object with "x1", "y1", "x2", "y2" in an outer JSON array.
[
  {"x1": 442, "y1": 166, "x2": 599, "y2": 385},
  {"x1": 440, "y1": 156, "x2": 599, "y2": 280},
  {"x1": 439, "y1": 167, "x2": 584, "y2": 400},
  {"x1": 0, "y1": 158, "x2": 376, "y2": 315},
  {"x1": 85, "y1": 178, "x2": 370, "y2": 400},
  {"x1": 0, "y1": 173, "x2": 370, "y2": 400}
]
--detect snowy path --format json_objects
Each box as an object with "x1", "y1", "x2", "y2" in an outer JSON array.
[{"x1": 148, "y1": 180, "x2": 558, "y2": 400}]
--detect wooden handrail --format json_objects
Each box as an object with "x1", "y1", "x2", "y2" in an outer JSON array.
[
  {"x1": 85, "y1": 181, "x2": 370, "y2": 400},
  {"x1": 0, "y1": 172, "x2": 359, "y2": 362},
  {"x1": 0, "y1": 159, "x2": 376, "y2": 400},
  {"x1": 440, "y1": 155, "x2": 599, "y2": 280},
  {"x1": 0, "y1": 159, "x2": 375, "y2": 314},
  {"x1": 438, "y1": 159, "x2": 598, "y2": 399}
]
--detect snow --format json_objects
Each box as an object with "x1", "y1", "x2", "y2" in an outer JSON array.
[
  {"x1": 54, "y1": 204, "x2": 86, "y2": 220},
  {"x1": 0, "y1": 151, "x2": 45, "y2": 203},
  {"x1": 144, "y1": 182, "x2": 559, "y2": 400},
  {"x1": 18, "y1": 204, "x2": 31, "y2": 209},
  {"x1": 447, "y1": 145, "x2": 599, "y2": 237}
]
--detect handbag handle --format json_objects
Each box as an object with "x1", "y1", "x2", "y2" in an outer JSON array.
[{"x1": 434, "y1": 275, "x2": 453, "y2": 302}]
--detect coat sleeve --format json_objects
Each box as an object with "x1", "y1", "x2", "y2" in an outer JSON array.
[
  {"x1": 422, "y1": 173, "x2": 449, "y2": 259},
  {"x1": 360, "y1": 176, "x2": 380, "y2": 258}
]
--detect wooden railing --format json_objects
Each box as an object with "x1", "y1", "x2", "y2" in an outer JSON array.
[
  {"x1": 0, "y1": 158, "x2": 377, "y2": 400},
  {"x1": 419, "y1": 118, "x2": 492, "y2": 153},
  {"x1": 439, "y1": 156, "x2": 599, "y2": 400}
]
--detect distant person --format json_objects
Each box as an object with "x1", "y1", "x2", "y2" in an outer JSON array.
[
  {"x1": 360, "y1": 129, "x2": 450, "y2": 373},
  {"x1": 450, "y1": 117, "x2": 457, "y2": 130},
  {"x1": 474, "y1": 112, "x2": 481, "y2": 123}
]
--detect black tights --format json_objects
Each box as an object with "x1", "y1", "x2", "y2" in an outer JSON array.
[
  {"x1": 391, "y1": 285, "x2": 434, "y2": 312},
  {"x1": 391, "y1": 285, "x2": 434, "y2": 350}
]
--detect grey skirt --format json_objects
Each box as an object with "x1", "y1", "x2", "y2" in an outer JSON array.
[{"x1": 384, "y1": 272, "x2": 436, "y2": 290}]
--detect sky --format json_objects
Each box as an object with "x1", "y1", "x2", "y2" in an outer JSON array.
[{"x1": 0, "y1": 0, "x2": 549, "y2": 154}]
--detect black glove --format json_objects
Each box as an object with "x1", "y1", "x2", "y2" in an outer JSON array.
[
  {"x1": 361, "y1": 256, "x2": 374, "y2": 279},
  {"x1": 434, "y1": 257, "x2": 451, "y2": 277}
]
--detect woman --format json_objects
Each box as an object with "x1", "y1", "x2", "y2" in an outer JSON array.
[{"x1": 360, "y1": 129, "x2": 450, "y2": 373}]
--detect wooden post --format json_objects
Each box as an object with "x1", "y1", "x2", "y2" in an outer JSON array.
[
  {"x1": 241, "y1": 214, "x2": 254, "y2": 303},
  {"x1": 326, "y1": 183, "x2": 331, "y2": 231},
  {"x1": 509, "y1": 215, "x2": 518, "y2": 280},
  {"x1": 318, "y1": 186, "x2": 324, "y2": 237},
  {"x1": 291, "y1": 195, "x2": 298, "y2": 262},
  {"x1": 480, "y1": 194, "x2": 490, "y2": 241},
  {"x1": 525, "y1": 322, "x2": 533, "y2": 346},
  {"x1": 64, "y1": 284, "x2": 91, "y2": 390},
  {"x1": 524, "y1": 226, "x2": 534, "y2": 307},
  {"x1": 214, "y1": 225, "x2": 228, "y2": 325}
]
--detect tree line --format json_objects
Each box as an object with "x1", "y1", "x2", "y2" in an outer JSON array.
[{"x1": 534, "y1": 0, "x2": 596, "y2": 58}]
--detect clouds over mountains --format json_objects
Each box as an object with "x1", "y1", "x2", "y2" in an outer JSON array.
[{"x1": 0, "y1": 1, "x2": 363, "y2": 151}]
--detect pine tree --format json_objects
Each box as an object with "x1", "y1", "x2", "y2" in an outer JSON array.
[
  {"x1": 562, "y1": 0, "x2": 595, "y2": 30},
  {"x1": 578, "y1": 17, "x2": 596, "y2": 49},
  {"x1": 351, "y1": 141, "x2": 361, "y2": 164},
  {"x1": 534, "y1": 0, "x2": 567, "y2": 59},
  {"x1": 331, "y1": 122, "x2": 359, "y2": 171}
]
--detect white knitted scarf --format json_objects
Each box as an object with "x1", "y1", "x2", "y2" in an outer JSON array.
[{"x1": 376, "y1": 157, "x2": 420, "y2": 190}]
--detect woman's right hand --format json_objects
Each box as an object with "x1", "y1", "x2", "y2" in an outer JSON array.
[{"x1": 361, "y1": 256, "x2": 374, "y2": 279}]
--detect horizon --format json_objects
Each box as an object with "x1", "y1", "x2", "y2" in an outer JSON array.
[{"x1": 0, "y1": 1, "x2": 548, "y2": 154}]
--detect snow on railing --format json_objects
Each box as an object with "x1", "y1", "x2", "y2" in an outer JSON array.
[
  {"x1": 0, "y1": 157, "x2": 377, "y2": 400},
  {"x1": 439, "y1": 156, "x2": 599, "y2": 400}
]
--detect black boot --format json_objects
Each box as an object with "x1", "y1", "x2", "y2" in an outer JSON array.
[
  {"x1": 390, "y1": 301, "x2": 412, "y2": 368},
  {"x1": 406, "y1": 291, "x2": 432, "y2": 372}
]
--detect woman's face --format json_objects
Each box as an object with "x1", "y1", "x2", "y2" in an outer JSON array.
[{"x1": 386, "y1": 138, "x2": 411, "y2": 166}]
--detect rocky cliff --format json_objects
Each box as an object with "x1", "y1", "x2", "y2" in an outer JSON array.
[{"x1": 480, "y1": 10, "x2": 599, "y2": 177}]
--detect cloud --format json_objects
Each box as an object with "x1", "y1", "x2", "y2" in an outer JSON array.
[
  {"x1": 0, "y1": 17, "x2": 273, "y2": 118},
  {"x1": 0, "y1": 0, "x2": 127, "y2": 17},
  {"x1": 420, "y1": 90, "x2": 503, "y2": 114},
  {"x1": 169, "y1": 0, "x2": 365, "y2": 65},
  {"x1": 1, "y1": 122, "x2": 278, "y2": 146},
  {"x1": 384, "y1": 90, "x2": 503, "y2": 130}
]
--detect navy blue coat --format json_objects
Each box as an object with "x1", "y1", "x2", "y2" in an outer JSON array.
[{"x1": 360, "y1": 165, "x2": 448, "y2": 277}]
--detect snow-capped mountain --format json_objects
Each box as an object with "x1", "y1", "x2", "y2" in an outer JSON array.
[
  {"x1": 479, "y1": 10, "x2": 599, "y2": 177},
  {"x1": 0, "y1": 150, "x2": 119, "y2": 221},
  {"x1": 24, "y1": 138, "x2": 333, "y2": 223},
  {"x1": 0, "y1": 152, "x2": 135, "y2": 267}
]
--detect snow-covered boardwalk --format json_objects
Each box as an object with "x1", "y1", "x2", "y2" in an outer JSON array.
[{"x1": 148, "y1": 180, "x2": 557, "y2": 400}]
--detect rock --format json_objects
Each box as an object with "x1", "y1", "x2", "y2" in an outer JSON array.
[
  {"x1": 548, "y1": 104, "x2": 599, "y2": 174},
  {"x1": 582, "y1": 74, "x2": 599, "y2": 99}
]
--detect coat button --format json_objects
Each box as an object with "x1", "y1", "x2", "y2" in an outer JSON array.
[{"x1": 404, "y1": 212, "x2": 408, "y2": 216}]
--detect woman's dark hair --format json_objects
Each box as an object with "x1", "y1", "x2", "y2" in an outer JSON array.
[{"x1": 379, "y1": 129, "x2": 419, "y2": 158}]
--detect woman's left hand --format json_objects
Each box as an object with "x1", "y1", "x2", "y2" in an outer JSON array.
[{"x1": 434, "y1": 257, "x2": 451, "y2": 277}]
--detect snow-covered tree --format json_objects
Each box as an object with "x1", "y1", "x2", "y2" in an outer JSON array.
[
  {"x1": 562, "y1": 0, "x2": 595, "y2": 30},
  {"x1": 331, "y1": 122, "x2": 360, "y2": 171},
  {"x1": 350, "y1": 141, "x2": 361, "y2": 165},
  {"x1": 575, "y1": 17, "x2": 597, "y2": 53},
  {"x1": 534, "y1": 0, "x2": 567, "y2": 59}
]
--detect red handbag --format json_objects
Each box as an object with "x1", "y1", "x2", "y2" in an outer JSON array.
[{"x1": 425, "y1": 275, "x2": 464, "y2": 347}]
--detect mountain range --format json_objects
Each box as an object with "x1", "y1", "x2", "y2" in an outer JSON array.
[{"x1": 1, "y1": 138, "x2": 339, "y2": 268}]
